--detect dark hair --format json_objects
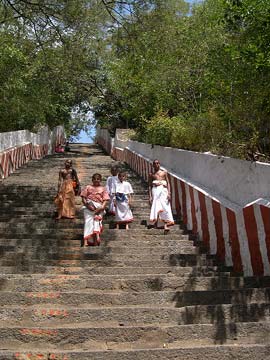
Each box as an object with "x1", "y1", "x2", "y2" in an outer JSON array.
[
  {"x1": 92, "y1": 173, "x2": 102, "y2": 181},
  {"x1": 111, "y1": 165, "x2": 119, "y2": 171},
  {"x1": 118, "y1": 170, "x2": 126, "y2": 176}
]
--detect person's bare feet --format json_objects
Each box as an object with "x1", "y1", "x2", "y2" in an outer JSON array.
[
  {"x1": 164, "y1": 225, "x2": 170, "y2": 234},
  {"x1": 95, "y1": 234, "x2": 101, "y2": 246}
]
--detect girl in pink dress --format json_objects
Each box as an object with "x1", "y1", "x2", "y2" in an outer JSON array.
[{"x1": 81, "y1": 173, "x2": 110, "y2": 246}]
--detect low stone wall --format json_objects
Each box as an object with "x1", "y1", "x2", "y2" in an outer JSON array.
[
  {"x1": 0, "y1": 126, "x2": 65, "y2": 180},
  {"x1": 97, "y1": 128, "x2": 270, "y2": 277}
]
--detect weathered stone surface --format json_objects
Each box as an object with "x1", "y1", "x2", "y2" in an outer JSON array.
[{"x1": 0, "y1": 144, "x2": 269, "y2": 358}]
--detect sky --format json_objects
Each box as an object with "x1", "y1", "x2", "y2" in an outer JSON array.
[{"x1": 76, "y1": 128, "x2": 96, "y2": 144}]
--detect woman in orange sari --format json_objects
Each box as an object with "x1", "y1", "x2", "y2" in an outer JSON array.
[{"x1": 55, "y1": 159, "x2": 80, "y2": 219}]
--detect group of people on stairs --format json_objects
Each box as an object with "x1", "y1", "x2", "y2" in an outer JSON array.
[{"x1": 54, "y1": 158, "x2": 174, "y2": 247}]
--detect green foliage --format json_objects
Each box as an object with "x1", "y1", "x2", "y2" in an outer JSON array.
[
  {"x1": 0, "y1": 0, "x2": 115, "y2": 135},
  {"x1": 97, "y1": 0, "x2": 270, "y2": 159},
  {"x1": 1, "y1": 0, "x2": 270, "y2": 160}
]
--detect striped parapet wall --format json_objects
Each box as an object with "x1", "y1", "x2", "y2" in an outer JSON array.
[
  {"x1": 123, "y1": 148, "x2": 270, "y2": 277},
  {"x1": 32, "y1": 144, "x2": 49, "y2": 160},
  {"x1": 0, "y1": 143, "x2": 49, "y2": 180},
  {"x1": 111, "y1": 147, "x2": 125, "y2": 162}
]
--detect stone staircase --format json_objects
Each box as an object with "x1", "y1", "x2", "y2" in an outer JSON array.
[{"x1": 0, "y1": 144, "x2": 269, "y2": 359}]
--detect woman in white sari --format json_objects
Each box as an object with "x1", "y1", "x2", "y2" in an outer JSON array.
[
  {"x1": 149, "y1": 160, "x2": 174, "y2": 232},
  {"x1": 81, "y1": 173, "x2": 110, "y2": 246}
]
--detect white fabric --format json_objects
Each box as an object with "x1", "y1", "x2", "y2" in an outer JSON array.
[
  {"x1": 83, "y1": 201, "x2": 104, "y2": 244},
  {"x1": 106, "y1": 175, "x2": 119, "y2": 214},
  {"x1": 113, "y1": 180, "x2": 133, "y2": 195},
  {"x1": 113, "y1": 181, "x2": 134, "y2": 224},
  {"x1": 150, "y1": 180, "x2": 174, "y2": 226}
]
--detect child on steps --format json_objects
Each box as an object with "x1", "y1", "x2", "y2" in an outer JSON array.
[
  {"x1": 106, "y1": 165, "x2": 119, "y2": 216},
  {"x1": 81, "y1": 173, "x2": 110, "y2": 246},
  {"x1": 113, "y1": 171, "x2": 134, "y2": 230}
]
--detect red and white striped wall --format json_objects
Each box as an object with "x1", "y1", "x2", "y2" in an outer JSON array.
[
  {"x1": 32, "y1": 144, "x2": 49, "y2": 160},
  {"x1": 0, "y1": 143, "x2": 49, "y2": 180},
  {"x1": 111, "y1": 147, "x2": 125, "y2": 162},
  {"x1": 98, "y1": 140, "x2": 270, "y2": 277}
]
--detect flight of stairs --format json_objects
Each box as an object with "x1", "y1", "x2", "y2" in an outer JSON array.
[{"x1": 0, "y1": 144, "x2": 269, "y2": 359}]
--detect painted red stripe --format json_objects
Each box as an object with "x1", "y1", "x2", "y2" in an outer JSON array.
[
  {"x1": 148, "y1": 162, "x2": 151, "y2": 179},
  {"x1": 189, "y1": 186, "x2": 198, "y2": 234},
  {"x1": 243, "y1": 205, "x2": 264, "y2": 276},
  {"x1": 141, "y1": 158, "x2": 145, "y2": 180},
  {"x1": 180, "y1": 181, "x2": 187, "y2": 225},
  {"x1": 132, "y1": 153, "x2": 136, "y2": 170},
  {"x1": 134, "y1": 154, "x2": 137, "y2": 172},
  {"x1": 3, "y1": 153, "x2": 8, "y2": 177},
  {"x1": 8, "y1": 152, "x2": 14, "y2": 174},
  {"x1": 18, "y1": 148, "x2": 23, "y2": 166},
  {"x1": 212, "y1": 200, "x2": 225, "y2": 262},
  {"x1": 143, "y1": 159, "x2": 146, "y2": 180},
  {"x1": 173, "y1": 178, "x2": 181, "y2": 216},
  {"x1": 198, "y1": 192, "x2": 210, "y2": 250},
  {"x1": 167, "y1": 173, "x2": 173, "y2": 209},
  {"x1": 226, "y1": 208, "x2": 243, "y2": 273},
  {"x1": 260, "y1": 205, "x2": 270, "y2": 266},
  {"x1": 0, "y1": 154, "x2": 4, "y2": 178},
  {"x1": 132, "y1": 152, "x2": 135, "y2": 170}
]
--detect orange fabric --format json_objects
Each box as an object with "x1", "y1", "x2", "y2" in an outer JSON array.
[{"x1": 55, "y1": 179, "x2": 75, "y2": 218}]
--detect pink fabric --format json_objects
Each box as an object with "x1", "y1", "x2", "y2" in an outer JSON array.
[{"x1": 81, "y1": 185, "x2": 110, "y2": 204}]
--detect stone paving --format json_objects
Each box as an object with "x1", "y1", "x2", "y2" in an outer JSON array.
[{"x1": 0, "y1": 144, "x2": 269, "y2": 359}]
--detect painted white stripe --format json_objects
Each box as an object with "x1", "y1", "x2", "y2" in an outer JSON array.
[
  {"x1": 235, "y1": 210, "x2": 253, "y2": 276},
  {"x1": 205, "y1": 196, "x2": 217, "y2": 255},
  {"x1": 221, "y1": 205, "x2": 233, "y2": 266},
  {"x1": 253, "y1": 204, "x2": 270, "y2": 275}
]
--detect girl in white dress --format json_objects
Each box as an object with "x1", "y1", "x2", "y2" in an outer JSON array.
[{"x1": 113, "y1": 171, "x2": 134, "y2": 229}]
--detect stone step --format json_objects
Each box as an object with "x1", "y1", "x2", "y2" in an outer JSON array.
[
  {"x1": 0, "y1": 247, "x2": 202, "y2": 259},
  {"x1": 1, "y1": 344, "x2": 270, "y2": 360},
  {"x1": 0, "y1": 303, "x2": 270, "y2": 327},
  {"x1": 0, "y1": 244, "x2": 201, "y2": 257},
  {"x1": 0, "y1": 220, "x2": 176, "y2": 231},
  {"x1": 0, "y1": 236, "x2": 194, "y2": 247},
  {"x1": 0, "y1": 192, "x2": 149, "y2": 200},
  {"x1": 0, "y1": 251, "x2": 215, "y2": 264},
  {"x1": 0, "y1": 256, "x2": 218, "y2": 268},
  {"x1": 0, "y1": 227, "x2": 183, "y2": 238},
  {"x1": 0, "y1": 323, "x2": 269, "y2": 354},
  {"x1": 0, "y1": 265, "x2": 227, "y2": 276},
  {"x1": 0, "y1": 198, "x2": 150, "y2": 207},
  {"x1": 0, "y1": 274, "x2": 268, "y2": 292},
  {"x1": 1, "y1": 143, "x2": 269, "y2": 358},
  {"x1": 0, "y1": 287, "x2": 267, "y2": 307}
]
